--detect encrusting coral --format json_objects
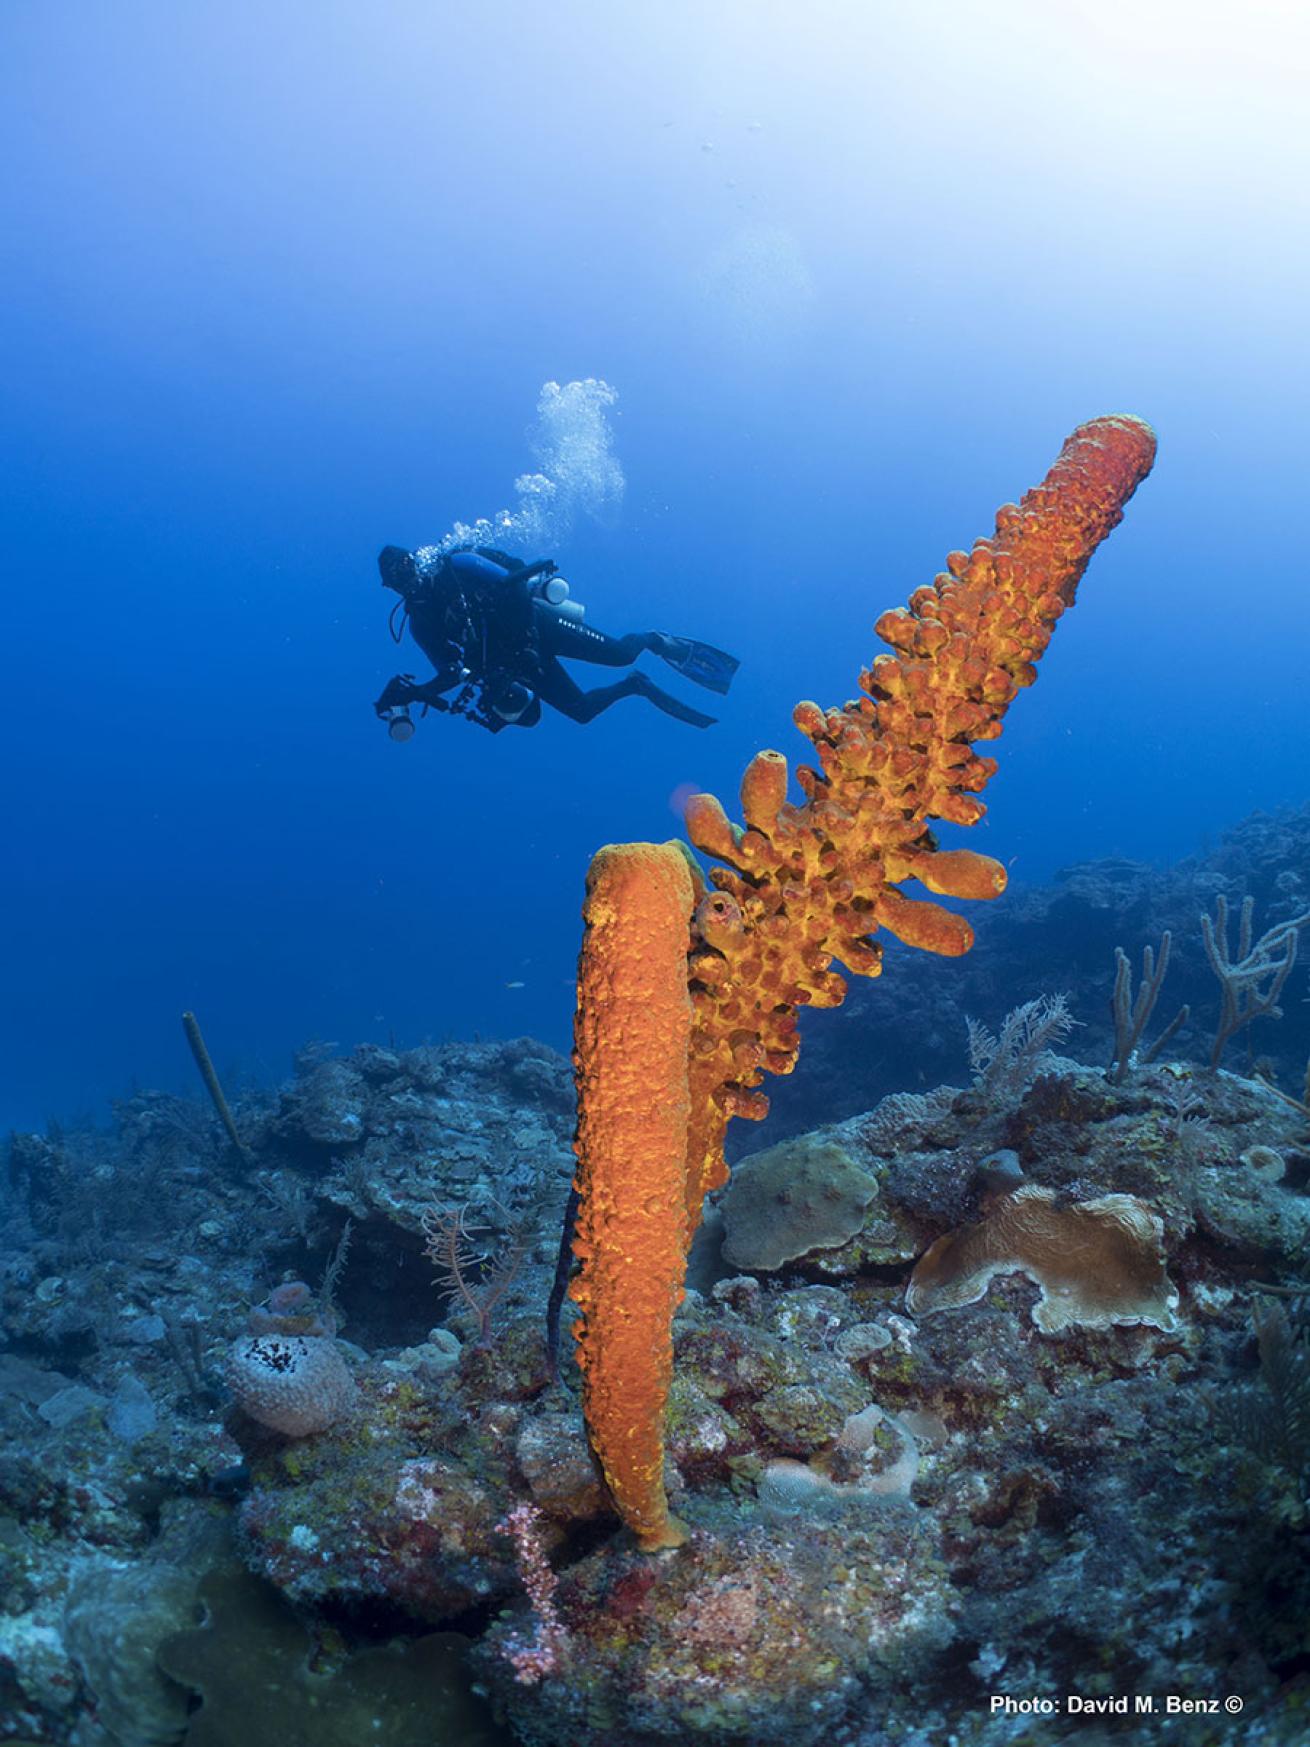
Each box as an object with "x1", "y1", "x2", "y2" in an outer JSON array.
[
  {"x1": 570, "y1": 414, "x2": 1157, "y2": 1548},
  {"x1": 719, "y1": 1131, "x2": 883, "y2": 1271}
]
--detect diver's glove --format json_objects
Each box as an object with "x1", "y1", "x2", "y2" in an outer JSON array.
[
  {"x1": 374, "y1": 668, "x2": 472, "y2": 716},
  {"x1": 374, "y1": 674, "x2": 419, "y2": 715}
]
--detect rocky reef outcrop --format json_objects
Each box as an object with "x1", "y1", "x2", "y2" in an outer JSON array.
[{"x1": 2, "y1": 1006, "x2": 1307, "y2": 1744}]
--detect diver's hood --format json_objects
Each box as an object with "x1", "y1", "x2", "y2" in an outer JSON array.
[{"x1": 378, "y1": 545, "x2": 422, "y2": 597}]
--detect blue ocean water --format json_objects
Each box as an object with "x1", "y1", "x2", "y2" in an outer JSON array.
[{"x1": 3, "y1": 0, "x2": 1307, "y2": 1132}]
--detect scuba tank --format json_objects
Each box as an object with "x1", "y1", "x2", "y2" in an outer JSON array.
[{"x1": 533, "y1": 574, "x2": 585, "y2": 623}]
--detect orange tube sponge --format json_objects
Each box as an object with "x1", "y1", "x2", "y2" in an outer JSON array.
[
  {"x1": 570, "y1": 841, "x2": 699, "y2": 1551},
  {"x1": 683, "y1": 414, "x2": 1157, "y2": 1199}
]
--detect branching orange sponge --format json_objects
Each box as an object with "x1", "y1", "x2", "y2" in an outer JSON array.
[
  {"x1": 570, "y1": 415, "x2": 1156, "y2": 1549},
  {"x1": 681, "y1": 413, "x2": 1157, "y2": 1206}
]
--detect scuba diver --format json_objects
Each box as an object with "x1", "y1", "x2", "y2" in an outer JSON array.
[{"x1": 372, "y1": 545, "x2": 739, "y2": 738}]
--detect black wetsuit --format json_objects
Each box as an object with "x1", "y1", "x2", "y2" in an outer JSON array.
[{"x1": 374, "y1": 546, "x2": 726, "y2": 731}]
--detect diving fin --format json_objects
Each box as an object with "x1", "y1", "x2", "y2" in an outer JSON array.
[
  {"x1": 631, "y1": 671, "x2": 717, "y2": 728},
  {"x1": 655, "y1": 635, "x2": 740, "y2": 695}
]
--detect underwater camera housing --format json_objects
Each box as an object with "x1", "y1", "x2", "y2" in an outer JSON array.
[{"x1": 490, "y1": 679, "x2": 533, "y2": 722}]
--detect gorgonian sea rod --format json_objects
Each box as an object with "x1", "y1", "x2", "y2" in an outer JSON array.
[{"x1": 570, "y1": 414, "x2": 1157, "y2": 1550}]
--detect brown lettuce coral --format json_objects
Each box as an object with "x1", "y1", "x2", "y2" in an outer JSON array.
[{"x1": 905, "y1": 1184, "x2": 1178, "y2": 1334}]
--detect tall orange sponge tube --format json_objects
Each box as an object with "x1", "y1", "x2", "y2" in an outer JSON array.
[
  {"x1": 570, "y1": 841, "x2": 700, "y2": 1550},
  {"x1": 570, "y1": 415, "x2": 1156, "y2": 1549}
]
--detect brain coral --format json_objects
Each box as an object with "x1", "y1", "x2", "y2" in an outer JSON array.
[{"x1": 226, "y1": 1333, "x2": 357, "y2": 1436}]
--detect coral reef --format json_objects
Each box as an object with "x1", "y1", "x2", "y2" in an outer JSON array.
[
  {"x1": 0, "y1": 1038, "x2": 569, "y2": 1741},
  {"x1": 12, "y1": 390, "x2": 1310, "y2": 1742},
  {"x1": 3, "y1": 1022, "x2": 1310, "y2": 1743},
  {"x1": 1222, "y1": 1298, "x2": 1310, "y2": 1510},
  {"x1": 62, "y1": 1501, "x2": 231, "y2": 1747},
  {"x1": 474, "y1": 1508, "x2": 952, "y2": 1747},
  {"x1": 766, "y1": 801, "x2": 1310, "y2": 1141}
]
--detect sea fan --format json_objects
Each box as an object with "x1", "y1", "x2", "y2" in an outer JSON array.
[{"x1": 421, "y1": 1195, "x2": 536, "y2": 1346}]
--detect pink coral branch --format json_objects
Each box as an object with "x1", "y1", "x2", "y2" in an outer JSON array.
[{"x1": 496, "y1": 1502, "x2": 568, "y2": 1684}]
